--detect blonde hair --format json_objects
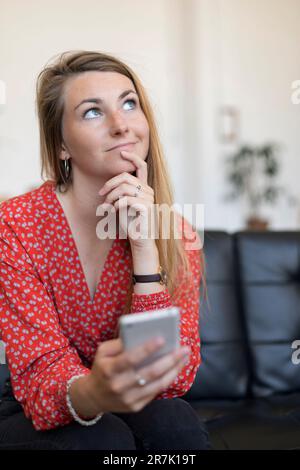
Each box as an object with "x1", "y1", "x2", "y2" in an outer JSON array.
[{"x1": 36, "y1": 50, "x2": 206, "y2": 313}]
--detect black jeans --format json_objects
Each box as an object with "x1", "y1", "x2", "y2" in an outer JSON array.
[{"x1": 0, "y1": 380, "x2": 210, "y2": 451}]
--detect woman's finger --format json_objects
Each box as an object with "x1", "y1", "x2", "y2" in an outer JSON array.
[
  {"x1": 120, "y1": 151, "x2": 148, "y2": 185},
  {"x1": 97, "y1": 338, "x2": 123, "y2": 357},
  {"x1": 110, "y1": 347, "x2": 189, "y2": 396},
  {"x1": 108, "y1": 336, "x2": 165, "y2": 376},
  {"x1": 99, "y1": 172, "x2": 153, "y2": 197},
  {"x1": 104, "y1": 183, "x2": 149, "y2": 205},
  {"x1": 119, "y1": 356, "x2": 189, "y2": 411}
]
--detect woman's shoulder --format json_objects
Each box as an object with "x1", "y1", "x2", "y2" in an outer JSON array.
[{"x1": 0, "y1": 180, "x2": 54, "y2": 226}]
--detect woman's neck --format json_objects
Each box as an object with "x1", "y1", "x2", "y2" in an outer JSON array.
[{"x1": 57, "y1": 173, "x2": 107, "y2": 232}]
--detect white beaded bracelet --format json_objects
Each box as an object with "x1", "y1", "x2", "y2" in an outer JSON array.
[{"x1": 66, "y1": 374, "x2": 104, "y2": 426}]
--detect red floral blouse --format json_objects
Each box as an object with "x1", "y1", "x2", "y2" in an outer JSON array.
[{"x1": 0, "y1": 181, "x2": 202, "y2": 431}]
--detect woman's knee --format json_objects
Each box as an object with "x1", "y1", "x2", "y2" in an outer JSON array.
[
  {"x1": 55, "y1": 413, "x2": 137, "y2": 450},
  {"x1": 165, "y1": 398, "x2": 211, "y2": 449},
  {"x1": 124, "y1": 398, "x2": 211, "y2": 450}
]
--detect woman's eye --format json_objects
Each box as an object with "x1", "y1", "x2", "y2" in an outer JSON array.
[
  {"x1": 84, "y1": 108, "x2": 101, "y2": 119},
  {"x1": 83, "y1": 99, "x2": 137, "y2": 119},
  {"x1": 123, "y1": 98, "x2": 137, "y2": 110}
]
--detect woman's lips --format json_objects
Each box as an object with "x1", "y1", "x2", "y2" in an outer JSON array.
[{"x1": 108, "y1": 142, "x2": 137, "y2": 151}]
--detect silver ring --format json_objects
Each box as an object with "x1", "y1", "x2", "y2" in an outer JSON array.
[
  {"x1": 136, "y1": 374, "x2": 147, "y2": 387},
  {"x1": 134, "y1": 184, "x2": 142, "y2": 197}
]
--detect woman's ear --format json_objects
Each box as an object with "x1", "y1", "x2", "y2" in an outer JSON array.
[{"x1": 59, "y1": 141, "x2": 69, "y2": 160}]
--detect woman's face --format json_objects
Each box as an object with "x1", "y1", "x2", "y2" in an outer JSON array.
[{"x1": 60, "y1": 71, "x2": 150, "y2": 181}]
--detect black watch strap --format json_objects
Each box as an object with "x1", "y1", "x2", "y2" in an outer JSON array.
[
  {"x1": 132, "y1": 273, "x2": 161, "y2": 284},
  {"x1": 132, "y1": 266, "x2": 167, "y2": 285}
]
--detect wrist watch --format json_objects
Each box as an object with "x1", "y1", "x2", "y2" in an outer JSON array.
[{"x1": 132, "y1": 265, "x2": 168, "y2": 286}]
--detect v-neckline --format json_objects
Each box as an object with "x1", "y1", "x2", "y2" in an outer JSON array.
[{"x1": 50, "y1": 181, "x2": 119, "y2": 304}]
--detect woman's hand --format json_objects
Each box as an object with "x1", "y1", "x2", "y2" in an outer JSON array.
[
  {"x1": 98, "y1": 150, "x2": 155, "y2": 250},
  {"x1": 86, "y1": 337, "x2": 190, "y2": 414}
]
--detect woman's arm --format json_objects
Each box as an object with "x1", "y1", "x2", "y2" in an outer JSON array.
[
  {"x1": 130, "y1": 216, "x2": 203, "y2": 398},
  {"x1": 131, "y1": 241, "x2": 166, "y2": 295},
  {"x1": 0, "y1": 216, "x2": 91, "y2": 431}
]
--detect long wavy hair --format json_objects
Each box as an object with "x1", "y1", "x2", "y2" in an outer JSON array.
[{"x1": 36, "y1": 50, "x2": 206, "y2": 314}]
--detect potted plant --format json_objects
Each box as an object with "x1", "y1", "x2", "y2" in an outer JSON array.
[{"x1": 224, "y1": 143, "x2": 295, "y2": 230}]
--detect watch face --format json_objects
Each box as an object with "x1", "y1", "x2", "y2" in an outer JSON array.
[{"x1": 160, "y1": 269, "x2": 168, "y2": 285}]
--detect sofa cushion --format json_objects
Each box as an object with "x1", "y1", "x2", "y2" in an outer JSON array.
[
  {"x1": 235, "y1": 231, "x2": 300, "y2": 397},
  {"x1": 185, "y1": 231, "x2": 250, "y2": 400}
]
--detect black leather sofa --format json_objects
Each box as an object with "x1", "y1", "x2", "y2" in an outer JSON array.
[
  {"x1": 183, "y1": 230, "x2": 300, "y2": 449},
  {"x1": 1, "y1": 230, "x2": 300, "y2": 449}
]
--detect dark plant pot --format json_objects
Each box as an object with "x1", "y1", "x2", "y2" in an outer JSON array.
[{"x1": 246, "y1": 216, "x2": 269, "y2": 231}]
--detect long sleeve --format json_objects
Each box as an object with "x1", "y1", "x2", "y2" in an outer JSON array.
[
  {"x1": 130, "y1": 217, "x2": 203, "y2": 398},
  {"x1": 0, "y1": 217, "x2": 90, "y2": 431}
]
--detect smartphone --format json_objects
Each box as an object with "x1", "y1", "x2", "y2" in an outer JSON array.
[{"x1": 118, "y1": 306, "x2": 180, "y2": 369}]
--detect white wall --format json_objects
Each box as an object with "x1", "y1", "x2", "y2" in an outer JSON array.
[
  {"x1": 195, "y1": 0, "x2": 300, "y2": 230},
  {"x1": 0, "y1": 0, "x2": 185, "y2": 198},
  {"x1": 0, "y1": 0, "x2": 300, "y2": 231}
]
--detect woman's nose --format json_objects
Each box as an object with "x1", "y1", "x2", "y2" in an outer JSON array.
[{"x1": 108, "y1": 111, "x2": 129, "y2": 135}]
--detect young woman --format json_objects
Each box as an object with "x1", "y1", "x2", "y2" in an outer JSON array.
[{"x1": 0, "y1": 50, "x2": 210, "y2": 450}]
